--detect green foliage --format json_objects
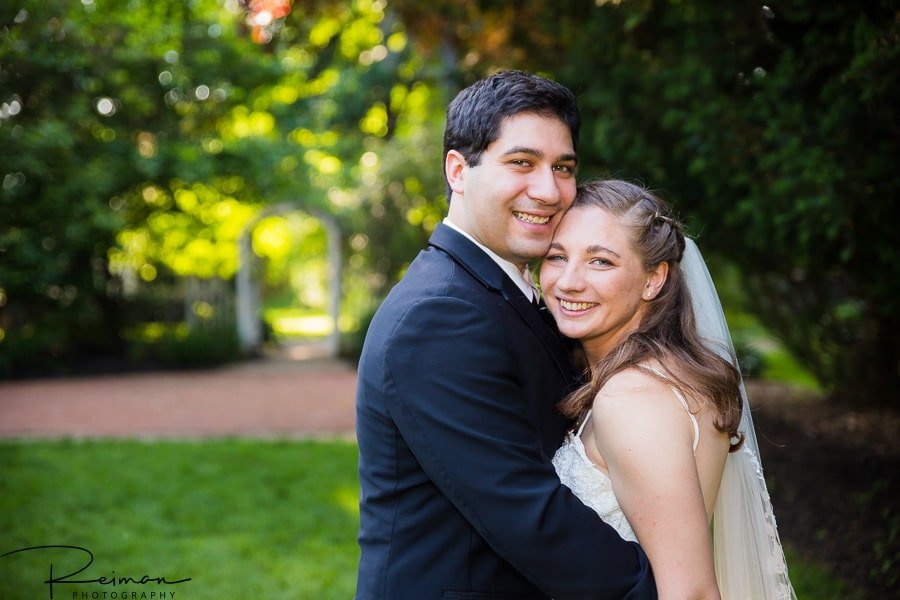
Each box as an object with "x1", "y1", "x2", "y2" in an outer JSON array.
[
  {"x1": 110, "y1": 178, "x2": 262, "y2": 281},
  {"x1": 781, "y1": 546, "x2": 862, "y2": 600},
  {"x1": 0, "y1": 439, "x2": 360, "y2": 599},
  {"x1": 125, "y1": 320, "x2": 242, "y2": 369},
  {"x1": 3, "y1": 0, "x2": 897, "y2": 400},
  {"x1": 0, "y1": 0, "x2": 259, "y2": 373},
  {"x1": 558, "y1": 1, "x2": 900, "y2": 400},
  {"x1": 0, "y1": 0, "x2": 446, "y2": 375}
]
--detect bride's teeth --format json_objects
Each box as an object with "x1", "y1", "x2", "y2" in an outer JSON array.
[
  {"x1": 514, "y1": 211, "x2": 550, "y2": 225},
  {"x1": 560, "y1": 300, "x2": 596, "y2": 311}
]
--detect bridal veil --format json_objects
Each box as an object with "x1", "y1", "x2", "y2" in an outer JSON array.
[{"x1": 681, "y1": 238, "x2": 797, "y2": 600}]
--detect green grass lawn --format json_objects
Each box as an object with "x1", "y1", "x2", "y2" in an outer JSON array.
[
  {"x1": 0, "y1": 439, "x2": 360, "y2": 599},
  {"x1": 1, "y1": 439, "x2": 853, "y2": 599}
]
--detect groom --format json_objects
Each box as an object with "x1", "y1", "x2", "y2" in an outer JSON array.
[{"x1": 355, "y1": 70, "x2": 656, "y2": 599}]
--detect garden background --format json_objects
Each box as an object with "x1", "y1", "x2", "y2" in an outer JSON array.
[{"x1": 1, "y1": 0, "x2": 897, "y2": 597}]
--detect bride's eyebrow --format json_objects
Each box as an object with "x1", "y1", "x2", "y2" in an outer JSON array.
[{"x1": 585, "y1": 244, "x2": 621, "y2": 258}]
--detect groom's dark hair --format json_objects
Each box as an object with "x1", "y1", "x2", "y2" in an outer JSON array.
[{"x1": 442, "y1": 70, "x2": 581, "y2": 202}]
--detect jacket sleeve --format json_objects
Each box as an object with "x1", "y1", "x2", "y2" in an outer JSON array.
[{"x1": 382, "y1": 296, "x2": 656, "y2": 600}]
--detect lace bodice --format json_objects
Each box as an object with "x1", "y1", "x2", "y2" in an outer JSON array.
[
  {"x1": 552, "y1": 426, "x2": 636, "y2": 542},
  {"x1": 552, "y1": 370, "x2": 699, "y2": 544}
]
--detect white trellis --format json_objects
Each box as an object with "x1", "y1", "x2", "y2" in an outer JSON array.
[{"x1": 236, "y1": 203, "x2": 342, "y2": 357}]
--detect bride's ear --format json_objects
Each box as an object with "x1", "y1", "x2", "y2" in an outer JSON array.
[
  {"x1": 445, "y1": 150, "x2": 467, "y2": 195},
  {"x1": 642, "y1": 262, "x2": 669, "y2": 301}
]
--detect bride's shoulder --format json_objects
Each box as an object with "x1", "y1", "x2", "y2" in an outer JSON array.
[
  {"x1": 592, "y1": 365, "x2": 687, "y2": 424},
  {"x1": 596, "y1": 364, "x2": 670, "y2": 399},
  {"x1": 591, "y1": 365, "x2": 700, "y2": 456}
]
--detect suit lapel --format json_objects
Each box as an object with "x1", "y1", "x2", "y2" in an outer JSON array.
[
  {"x1": 428, "y1": 224, "x2": 577, "y2": 383},
  {"x1": 499, "y1": 277, "x2": 577, "y2": 383}
]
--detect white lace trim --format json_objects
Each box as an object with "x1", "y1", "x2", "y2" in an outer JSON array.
[{"x1": 552, "y1": 433, "x2": 636, "y2": 543}]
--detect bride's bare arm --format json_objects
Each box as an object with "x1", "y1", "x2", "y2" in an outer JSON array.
[{"x1": 590, "y1": 369, "x2": 721, "y2": 600}]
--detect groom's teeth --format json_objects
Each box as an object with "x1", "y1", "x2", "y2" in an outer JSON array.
[
  {"x1": 560, "y1": 300, "x2": 597, "y2": 311},
  {"x1": 513, "y1": 211, "x2": 550, "y2": 225}
]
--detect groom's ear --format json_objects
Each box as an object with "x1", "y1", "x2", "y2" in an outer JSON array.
[
  {"x1": 445, "y1": 150, "x2": 467, "y2": 195},
  {"x1": 644, "y1": 262, "x2": 669, "y2": 301}
]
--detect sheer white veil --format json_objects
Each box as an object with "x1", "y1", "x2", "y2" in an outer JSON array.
[{"x1": 681, "y1": 238, "x2": 797, "y2": 600}]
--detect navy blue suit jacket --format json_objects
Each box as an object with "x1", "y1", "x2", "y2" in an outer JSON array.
[{"x1": 355, "y1": 224, "x2": 656, "y2": 599}]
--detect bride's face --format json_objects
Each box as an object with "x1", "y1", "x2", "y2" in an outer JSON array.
[{"x1": 539, "y1": 205, "x2": 662, "y2": 362}]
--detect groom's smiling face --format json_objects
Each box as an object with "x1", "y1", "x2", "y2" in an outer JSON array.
[{"x1": 445, "y1": 112, "x2": 578, "y2": 269}]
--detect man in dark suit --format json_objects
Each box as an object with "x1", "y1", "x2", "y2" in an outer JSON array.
[{"x1": 355, "y1": 70, "x2": 656, "y2": 599}]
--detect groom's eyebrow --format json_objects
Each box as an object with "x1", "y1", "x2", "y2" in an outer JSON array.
[{"x1": 503, "y1": 146, "x2": 578, "y2": 165}]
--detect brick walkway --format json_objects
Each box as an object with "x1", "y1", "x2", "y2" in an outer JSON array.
[{"x1": 0, "y1": 354, "x2": 357, "y2": 439}]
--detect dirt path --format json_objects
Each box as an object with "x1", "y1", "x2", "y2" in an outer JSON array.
[{"x1": 0, "y1": 357, "x2": 357, "y2": 439}]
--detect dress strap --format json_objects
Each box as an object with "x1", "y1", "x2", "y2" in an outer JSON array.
[
  {"x1": 576, "y1": 408, "x2": 592, "y2": 437},
  {"x1": 644, "y1": 367, "x2": 700, "y2": 453}
]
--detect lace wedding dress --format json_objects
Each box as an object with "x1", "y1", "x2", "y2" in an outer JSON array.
[
  {"x1": 552, "y1": 366, "x2": 700, "y2": 546},
  {"x1": 552, "y1": 410, "x2": 636, "y2": 543}
]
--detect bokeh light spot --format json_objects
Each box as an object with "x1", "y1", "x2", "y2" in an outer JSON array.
[{"x1": 96, "y1": 97, "x2": 116, "y2": 116}]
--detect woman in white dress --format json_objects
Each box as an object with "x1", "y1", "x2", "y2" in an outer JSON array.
[{"x1": 543, "y1": 179, "x2": 796, "y2": 599}]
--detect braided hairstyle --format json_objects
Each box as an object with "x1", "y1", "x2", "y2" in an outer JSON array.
[{"x1": 558, "y1": 179, "x2": 744, "y2": 450}]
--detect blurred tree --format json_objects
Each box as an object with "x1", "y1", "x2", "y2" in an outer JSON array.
[
  {"x1": 0, "y1": 0, "x2": 449, "y2": 374},
  {"x1": 2, "y1": 0, "x2": 896, "y2": 400},
  {"x1": 0, "y1": 0, "x2": 275, "y2": 373}
]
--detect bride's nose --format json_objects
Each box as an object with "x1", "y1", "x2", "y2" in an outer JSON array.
[{"x1": 555, "y1": 262, "x2": 586, "y2": 293}]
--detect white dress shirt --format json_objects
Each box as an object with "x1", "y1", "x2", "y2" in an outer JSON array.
[{"x1": 442, "y1": 218, "x2": 539, "y2": 302}]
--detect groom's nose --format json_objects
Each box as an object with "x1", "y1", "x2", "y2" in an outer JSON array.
[{"x1": 527, "y1": 166, "x2": 563, "y2": 207}]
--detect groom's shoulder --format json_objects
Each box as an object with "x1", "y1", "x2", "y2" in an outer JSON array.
[
  {"x1": 366, "y1": 247, "x2": 496, "y2": 336},
  {"x1": 394, "y1": 244, "x2": 485, "y2": 301}
]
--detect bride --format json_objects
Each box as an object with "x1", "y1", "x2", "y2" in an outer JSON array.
[{"x1": 542, "y1": 179, "x2": 796, "y2": 599}]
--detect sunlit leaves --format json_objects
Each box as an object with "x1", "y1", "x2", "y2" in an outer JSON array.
[
  {"x1": 340, "y1": 16, "x2": 384, "y2": 61},
  {"x1": 253, "y1": 216, "x2": 294, "y2": 261},
  {"x1": 391, "y1": 82, "x2": 433, "y2": 134},
  {"x1": 359, "y1": 103, "x2": 388, "y2": 137},
  {"x1": 270, "y1": 84, "x2": 299, "y2": 105},
  {"x1": 386, "y1": 31, "x2": 407, "y2": 53},
  {"x1": 278, "y1": 46, "x2": 312, "y2": 71},
  {"x1": 309, "y1": 16, "x2": 342, "y2": 48},
  {"x1": 252, "y1": 213, "x2": 328, "y2": 302},
  {"x1": 301, "y1": 68, "x2": 341, "y2": 97},
  {"x1": 288, "y1": 127, "x2": 338, "y2": 148},
  {"x1": 303, "y1": 149, "x2": 342, "y2": 175},
  {"x1": 110, "y1": 181, "x2": 260, "y2": 281},
  {"x1": 220, "y1": 106, "x2": 276, "y2": 139}
]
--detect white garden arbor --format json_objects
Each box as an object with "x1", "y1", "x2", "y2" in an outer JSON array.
[{"x1": 235, "y1": 203, "x2": 342, "y2": 357}]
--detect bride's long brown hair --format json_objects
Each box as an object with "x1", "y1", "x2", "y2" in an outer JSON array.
[{"x1": 558, "y1": 179, "x2": 744, "y2": 450}]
